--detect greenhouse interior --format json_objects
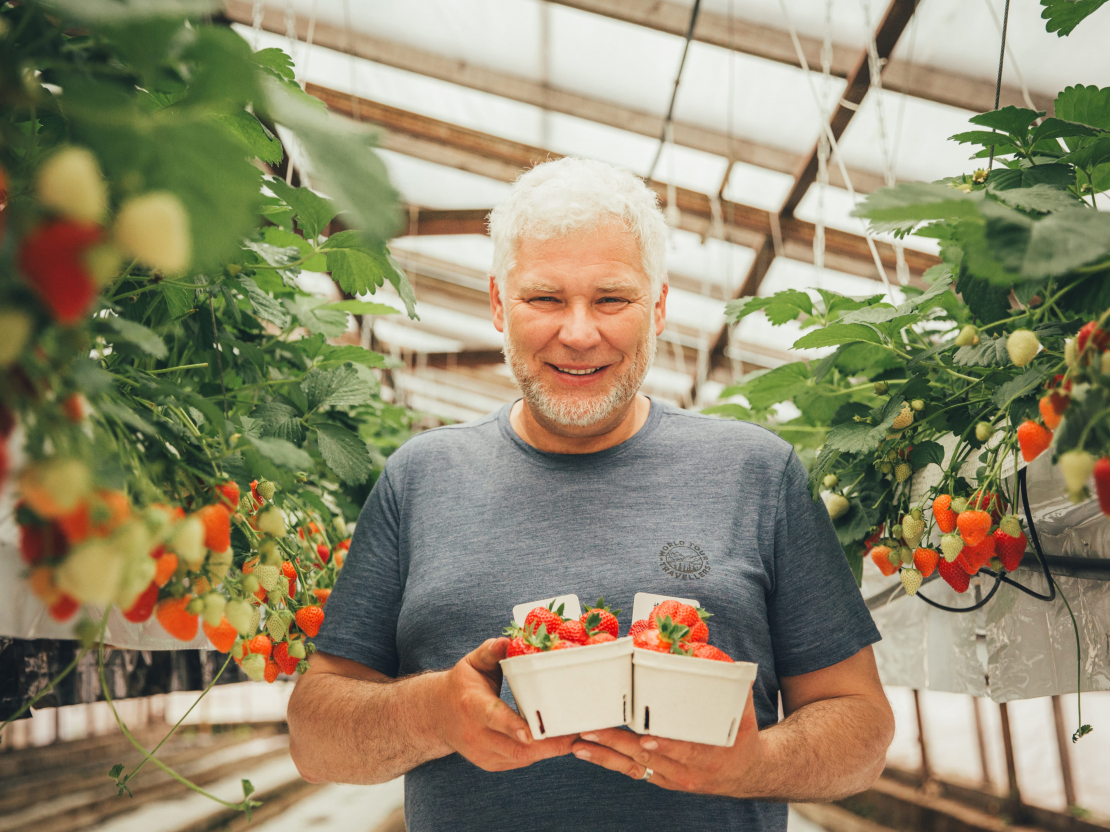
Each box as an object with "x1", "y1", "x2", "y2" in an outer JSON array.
[{"x1": 2, "y1": 0, "x2": 1110, "y2": 830}]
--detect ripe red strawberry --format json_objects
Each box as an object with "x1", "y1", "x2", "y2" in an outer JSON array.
[
  {"x1": 913, "y1": 547, "x2": 939, "y2": 578},
  {"x1": 931, "y1": 495, "x2": 957, "y2": 534},
  {"x1": 556, "y1": 620, "x2": 588, "y2": 644},
  {"x1": 18, "y1": 220, "x2": 103, "y2": 324},
  {"x1": 506, "y1": 637, "x2": 539, "y2": 657},
  {"x1": 524, "y1": 604, "x2": 564, "y2": 638},
  {"x1": 957, "y1": 509, "x2": 991, "y2": 546},
  {"x1": 650, "y1": 600, "x2": 701, "y2": 629},
  {"x1": 634, "y1": 617, "x2": 691, "y2": 654},
  {"x1": 312, "y1": 588, "x2": 331, "y2": 606},
  {"x1": 316, "y1": 543, "x2": 330, "y2": 564},
  {"x1": 264, "y1": 659, "x2": 281, "y2": 683},
  {"x1": 246, "y1": 633, "x2": 273, "y2": 659},
  {"x1": 938, "y1": 558, "x2": 971, "y2": 593},
  {"x1": 628, "y1": 619, "x2": 652, "y2": 639},
  {"x1": 48, "y1": 594, "x2": 80, "y2": 622},
  {"x1": 692, "y1": 644, "x2": 734, "y2": 663},
  {"x1": 156, "y1": 596, "x2": 199, "y2": 641},
  {"x1": 20, "y1": 522, "x2": 66, "y2": 565},
  {"x1": 961, "y1": 534, "x2": 995, "y2": 573},
  {"x1": 585, "y1": 632, "x2": 616, "y2": 645},
  {"x1": 688, "y1": 620, "x2": 709, "y2": 643},
  {"x1": 1077, "y1": 320, "x2": 1110, "y2": 356},
  {"x1": 869, "y1": 545, "x2": 897, "y2": 577},
  {"x1": 123, "y1": 581, "x2": 159, "y2": 623},
  {"x1": 1095, "y1": 457, "x2": 1110, "y2": 516},
  {"x1": 272, "y1": 641, "x2": 300, "y2": 675},
  {"x1": 969, "y1": 489, "x2": 1005, "y2": 523},
  {"x1": 1017, "y1": 420, "x2": 1053, "y2": 462},
  {"x1": 195, "y1": 504, "x2": 230, "y2": 552},
  {"x1": 203, "y1": 616, "x2": 238, "y2": 653},
  {"x1": 281, "y1": 561, "x2": 297, "y2": 596},
  {"x1": 550, "y1": 641, "x2": 574, "y2": 650},
  {"x1": 215, "y1": 482, "x2": 240, "y2": 510},
  {"x1": 296, "y1": 605, "x2": 324, "y2": 637},
  {"x1": 994, "y1": 528, "x2": 1027, "y2": 572},
  {"x1": 863, "y1": 523, "x2": 884, "y2": 550},
  {"x1": 581, "y1": 597, "x2": 620, "y2": 638}
]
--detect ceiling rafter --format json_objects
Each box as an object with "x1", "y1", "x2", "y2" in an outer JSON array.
[
  {"x1": 305, "y1": 84, "x2": 940, "y2": 283},
  {"x1": 222, "y1": 0, "x2": 885, "y2": 192},
  {"x1": 547, "y1": 0, "x2": 1053, "y2": 114}
]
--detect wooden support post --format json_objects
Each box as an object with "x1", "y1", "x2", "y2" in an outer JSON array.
[
  {"x1": 998, "y1": 702, "x2": 1022, "y2": 817},
  {"x1": 971, "y1": 696, "x2": 992, "y2": 788},
  {"x1": 1050, "y1": 695, "x2": 1078, "y2": 808},
  {"x1": 913, "y1": 689, "x2": 931, "y2": 782}
]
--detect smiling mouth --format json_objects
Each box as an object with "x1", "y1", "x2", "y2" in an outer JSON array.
[{"x1": 550, "y1": 364, "x2": 609, "y2": 376}]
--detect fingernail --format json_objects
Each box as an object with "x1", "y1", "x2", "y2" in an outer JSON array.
[
  {"x1": 641, "y1": 739, "x2": 658, "y2": 750},
  {"x1": 574, "y1": 750, "x2": 591, "y2": 760},
  {"x1": 581, "y1": 733, "x2": 598, "y2": 742},
  {"x1": 516, "y1": 729, "x2": 530, "y2": 743}
]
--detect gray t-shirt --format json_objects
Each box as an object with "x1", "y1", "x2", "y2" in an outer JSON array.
[{"x1": 313, "y1": 399, "x2": 881, "y2": 831}]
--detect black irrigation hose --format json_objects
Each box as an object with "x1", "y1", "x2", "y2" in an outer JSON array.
[{"x1": 915, "y1": 467, "x2": 1056, "y2": 612}]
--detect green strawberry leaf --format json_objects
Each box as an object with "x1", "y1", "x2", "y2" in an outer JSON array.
[{"x1": 315, "y1": 423, "x2": 373, "y2": 485}]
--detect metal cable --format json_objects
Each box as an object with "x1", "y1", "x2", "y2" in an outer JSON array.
[
  {"x1": 986, "y1": 0, "x2": 1012, "y2": 175},
  {"x1": 646, "y1": 0, "x2": 702, "y2": 181}
]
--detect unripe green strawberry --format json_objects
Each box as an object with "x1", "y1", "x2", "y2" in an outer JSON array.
[
  {"x1": 256, "y1": 564, "x2": 280, "y2": 591},
  {"x1": 941, "y1": 533, "x2": 964, "y2": 562},
  {"x1": 202, "y1": 593, "x2": 227, "y2": 627},
  {"x1": 1059, "y1": 449, "x2": 1095, "y2": 502},
  {"x1": 1102, "y1": 351, "x2": 1110, "y2": 376},
  {"x1": 887, "y1": 450, "x2": 898, "y2": 462},
  {"x1": 241, "y1": 652, "x2": 266, "y2": 682},
  {"x1": 259, "y1": 537, "x2": 282, "y2": 565},
  {"x1": 1006, "y1": 329, "x2": 1040, "y2": 367},
  {"x1": 1064, "y1": 338, "x2": 1078, "y2": 368},
  {"x1": 170, "y1": 516, "x2": 207, "y2": 570},
  {"x1": 266, "y1": 612, "x2": 288, "y2": 641},
  {"x1": 242, "y1": 574, "x2": 260, "y2": 595},
  {"x1": 873, "y1": 381, "x2": 889, "y2": 395},
  {"x1": 85, "y1": 243, "x2": 124, "y2": 287},
  {"x1": 892, "y1": 524, "x2": 904, "y2": 539},
  {"x1": 951, "y1": 497, "x2": 969, "y2": 513},
  {"x1": 895, "y1": 462, "x2": 912, "y2": 482},
  {"x1": 56, "y1": 538, "x2": 123, "y2": 604},
  {"x1": 267, "y1": 588, "x2": 284, "y2": 605},
  {"x1": 0, "y1": 308, "x2": 33, "y2": 366},
  {"x1": 288, "y1": 639, "x2": 306, "y2": 659},
  {"x1": 226, "y1": 599, "x2": 254, "y2": 636},
  {"x1": 206, "y1": 547, "x2": 233, "y2": 581},
  {"x1": 899, "y1": 546, "x2": 914, "y2": 565},
  {"x1": 880, "y1": 462, "x2": 893, "y2": 474},
  {"x1": 36, "y1": 146, "x2": 108, "y2": 222},
  {"x1": 892, "y1": 404, "x2": 914, "y2": 430},
  {"x1": 1000, "y1": 515, "x2": 1022, "y2": 537},
  {"x1": 257, "y1": 480, "x2": 276, "y2": 501},
  {"x1": 249, "y1": 607, "x2": 261, "y2": 634},
  {"x1": 911, "y1": 399, "x2": 925, "y2": 412},
  {"x1": 955, "y1": 325, "x2": 979, "y2": 347},
  {"x1": 238, "y1": 494, "x2": 255, "y2": 514},
  {"x1": 296, "y1": 660, "x2": 309, "y2": 674},
  {"x1": 902, "y1": 514, "x2": 925, "y2": 547},
  {"x1": 256, "y1": 506, "x2": 286, "y2": 538},
  {"x1": 975, "y1": 422, "x2": 994, "y2": 442},
  {"x1": 910, "y1": 507, "x2": 923, "y2": 521},
  {"x1": 901, "y1": 567, "x2": 923, "y2": 596},
  {"x1": 114, "y1": 191, "x2": 190, "y2": 273},
  {"x1": 823, "y1": 493, "x2": 850, "y2": 520},
  {"x1": 822, "y1": 474, "x2": 838, "y2": 489}
]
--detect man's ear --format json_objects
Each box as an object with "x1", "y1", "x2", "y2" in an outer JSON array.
[
  {"x1": 489, "y1": 275, "x2": 505, "y2": 333},
  {"x1": 654, "y1": 282, "x2": 669, "y2": 336}
]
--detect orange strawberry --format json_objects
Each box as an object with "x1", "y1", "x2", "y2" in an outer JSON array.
[
  {"x1": 123, "y1": 581, "x2": 159, "y2": 623},
  {"x1": 295, "y1": 605, "x2": 324, "y2": 637},
  {"x1": 61, "y1": 393, "x2": 88, "y2": 423},
  {"x1": 931, "y1": 495, "x2": 957, "y2": 534},
  {"x1": 195, "y1": 504, "x2": 230, "y2": 551},
  {"x1": 281, "y1": 561, "x2": 297, "y2": 596},
  {"x1": 156, "y1": 596, "x2": 199, "y2": 641},
  {"x1": 1038, "y1": 395, "x2": 1063, "y2": 430},
  {"x1": 57, "y1": 490, "x2": 131, "y2": 544},
  {"x1": 869, "y1": 545, "x2": 897, "y2": 577},
  {"x1": 153, "y1": 551, "x2": 178, "y2": 587},
  {"x1": 312, "y1": 588, "x2": 331, "y2": 606},
  {"x1": 913, "y1": 547, "x2": 939, "y2": 578},
  {"x1": 957, "y1": 509, "x2": 992, "y2": 546},
  {"x1": 246, "y1": 633, "x2": 273, "y2": 660},
  {"x1": 249, "y1": 479, "x2": 263, "y2": 509},
  {"x1": 216, "y1": 482, "x2": 240, "y2": 510},
  {"x1": 48, "y1": 594, "x2": 80, "y2": 621},
  {"x1": 263, "y1": 659, "x2": 281, "y2": 683},
  {"x1": 1017, "y1": 420, "x2": 1052, "y2": 462},
  {"x1": 203, "y1": 616, "x2": 238, "y2": 653}
]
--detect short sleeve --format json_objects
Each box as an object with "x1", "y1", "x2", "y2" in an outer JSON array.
[
  {"x1": 767, "y1": 451, "x2": 881, "y2": 678},
  {"x1": 311, "y1": 462, "x2": 404, "y2": 678}
]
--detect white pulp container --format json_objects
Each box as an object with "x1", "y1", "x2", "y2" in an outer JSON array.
[{"x1": 501, "y1": 636, "x2": 635, "y2": 740}]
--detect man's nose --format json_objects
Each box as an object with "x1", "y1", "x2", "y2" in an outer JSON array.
[{"x1": 558, "y1": 301, "x2": 602, "y2": 353}]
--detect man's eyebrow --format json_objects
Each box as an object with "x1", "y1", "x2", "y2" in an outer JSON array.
[
  {"x1": 516, "y1": 283, "x2": 562, "y2": 294},
  {"x1": 595, "y1": 283, "x2": 643, "y2": 295}
]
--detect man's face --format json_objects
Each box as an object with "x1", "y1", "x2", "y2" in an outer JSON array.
[{"x1": 491, "y1": 222, "x2": 667, "y2": 432}]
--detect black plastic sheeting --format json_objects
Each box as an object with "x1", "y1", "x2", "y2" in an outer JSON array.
[{"x1": 0, "y1": 638, "x2": 247, "y2": 721}]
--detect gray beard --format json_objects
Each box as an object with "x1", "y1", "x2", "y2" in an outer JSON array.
[{"x1": 503, "y1": 320, "x2": 657, "y2": 429}]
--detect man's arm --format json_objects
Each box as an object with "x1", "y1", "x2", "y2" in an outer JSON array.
[
  {"x1": 569, "y1": 645, "x2": 895, "y2": 801},
  {"x1": 287, "y1": 638, "x2": 578, "y2": 785}
]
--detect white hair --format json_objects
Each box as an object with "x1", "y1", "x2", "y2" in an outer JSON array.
[{"x1": 488, "y1": 157, "x2": 668, "y2": 300}]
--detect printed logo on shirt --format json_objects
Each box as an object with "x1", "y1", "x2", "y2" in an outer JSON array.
[{"x1": 659, "y1": 541, "x2": 710, "y2": 580}]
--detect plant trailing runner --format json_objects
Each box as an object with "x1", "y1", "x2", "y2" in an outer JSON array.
[
  {"x1": 713, "y1": 9, "x2": 1108, "y2": 742},
  {"x1": 0, "y1": 0, "x2": 420, "y2": 814}
]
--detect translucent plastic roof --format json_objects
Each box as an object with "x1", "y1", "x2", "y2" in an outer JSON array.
[{"x1": 236, "y1": 0, "x2": 1110, "y2": 420}]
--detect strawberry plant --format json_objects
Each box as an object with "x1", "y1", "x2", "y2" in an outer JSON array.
[{"x1": 0, "y1": 0, "x2": 419, "y2": 812}]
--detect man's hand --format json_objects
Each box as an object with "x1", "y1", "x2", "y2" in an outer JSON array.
[
  {"x1": 435, "y1": 637, "x2": 578, "y2": 772},
  {"x1": 570, "y1": 683, "x2": 762, "y2": 795}
]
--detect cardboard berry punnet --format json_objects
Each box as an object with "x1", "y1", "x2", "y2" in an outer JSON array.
[
  {"x1": 500, "y1": 594, "x2": 634, "y2": 740},
  {"x1": 630, "y1": 593, "x2": 758, "y2": 747}
]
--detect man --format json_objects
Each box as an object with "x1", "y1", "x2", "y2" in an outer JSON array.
[{"x1": 287, "y1": 157, "x2": 894, "y2": 831}]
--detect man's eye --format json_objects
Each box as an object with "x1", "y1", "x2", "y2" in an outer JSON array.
[
  {"x1": 530, "y1": 296, "x2": 558, "y2": 303},
  {"x1": 599, "y1": 297, "x2": 628, "y2": 304}
]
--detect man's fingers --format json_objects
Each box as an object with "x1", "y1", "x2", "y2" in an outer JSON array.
[
  {"x1": 571, "y1": 739, "x2": 647, "y2": 781},
  {"x1": 467, "y1": 637, "x2": 509, "y2": 673},
  {"x1": 481, "y1": 692, "x2": 533, "y2": 743},
  {"x1": 637, "y1": 734, "x2": 699, "y2": 766},
  {"x1": 578, "y1": 728, "x2": 653, "y2": 765}
]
